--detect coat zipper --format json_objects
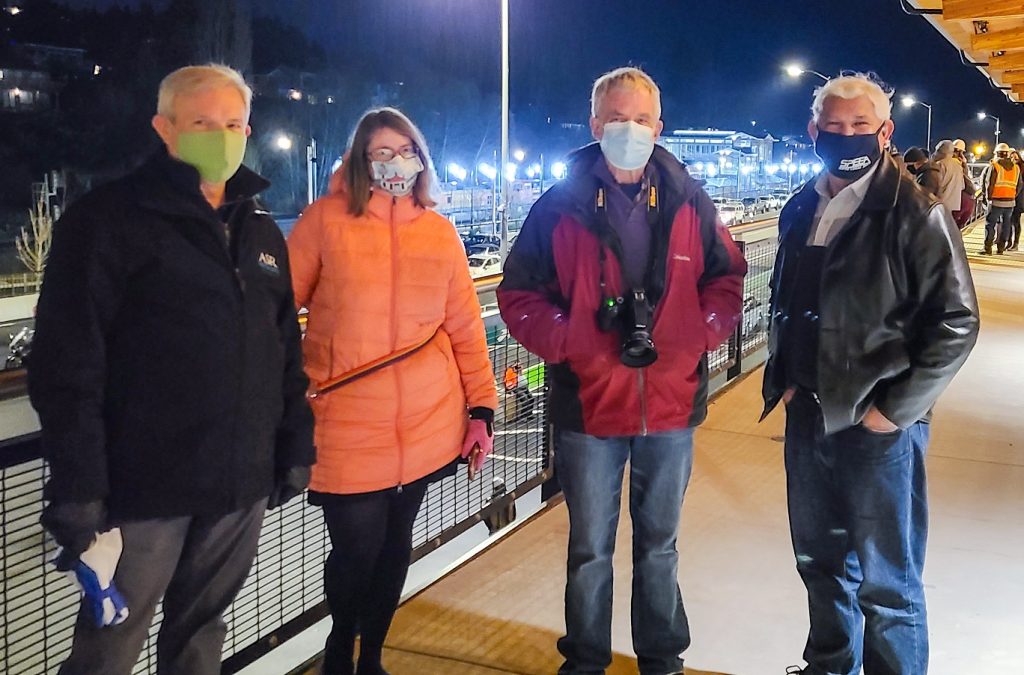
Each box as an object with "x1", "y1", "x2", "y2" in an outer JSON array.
[
  {"x1": 638, "y1": 368, "x2": 649, "y2": 436},
  {"x1": 390, "y1": 196, "x2": 404, "y2": 493}
]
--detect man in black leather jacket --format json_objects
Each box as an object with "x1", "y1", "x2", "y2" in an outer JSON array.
[{"x1": 762, "y1": 74, "x2": 979, "y2": 675}]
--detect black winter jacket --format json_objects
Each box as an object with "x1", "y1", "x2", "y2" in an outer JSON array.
[
  {"x1": 29, "y1": 150, "x2": 314, "y2": 521},
  {"x1": 762, "y1": 155, "x2": 979, "y2": 434}
]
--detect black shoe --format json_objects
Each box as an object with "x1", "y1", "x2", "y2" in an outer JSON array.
[
  {"x1": 978, "y1": 249, "x2": 991, "y2": 255},
  {"x1": 997, "y1": 249, "x2": 1005, "y2": 255}
]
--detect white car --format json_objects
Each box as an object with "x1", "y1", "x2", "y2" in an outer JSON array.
[
  {"x1": 715, "y1": 200, "x2": 745, "y2": 225},
  {"x1": 468, "y1": 253, "x2": 502, "y2": 278}
]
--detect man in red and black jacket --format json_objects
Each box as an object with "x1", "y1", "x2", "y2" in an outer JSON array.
[{"x1": 498, "y1": 67, "x2": 746, "y2": 675}]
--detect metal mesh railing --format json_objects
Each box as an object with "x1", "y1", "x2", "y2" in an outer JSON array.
[{"x1": 0, "y1": 228, "x2": 776, "y2": 675}]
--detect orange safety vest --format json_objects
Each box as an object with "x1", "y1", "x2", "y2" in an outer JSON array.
[
  {"x1": 504, "y1": 366, "x2": 519, "y2": 390},
  {"x1": 992, "y1": 162, "x2": 1020, "y2": 201}
]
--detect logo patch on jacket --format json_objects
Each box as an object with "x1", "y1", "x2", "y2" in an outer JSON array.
[{"x1": 257, "y1": 252, "x2": 280, "y2": 276}]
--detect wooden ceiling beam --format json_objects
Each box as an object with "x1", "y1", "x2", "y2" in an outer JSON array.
[
  {"x1": 998, "y1": 70, "x2": 1024, "y2": 83},
  {"x1": 972, "y1": 26, "x2": 1024, "y2": 52},
  {"x1": 944, "y1": 1, "x2": 1024, "y2": 21},
  {"x1": 990, "y1": 51, "x2": 1024, "y2": 70}
]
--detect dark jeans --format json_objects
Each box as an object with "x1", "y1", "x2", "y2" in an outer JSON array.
[
  {"x1": 318, "y1": 476, "x2": 429, "y2": 675},
  {"x1": 1009, "y1": 205, "x2": 1022, "y2": 249},
  {"x1": 554, "y1": 428, "x2": 694, "y2": 675},
  {"x1": 785, "y1": 394, "x2": 929, "y2": 675},
  {"x1": 985, "y1": 205, "x2": 1014, "y2": 252},
  {"x1": 58, "y1": 500, "x2": 267, "y2": 675}
]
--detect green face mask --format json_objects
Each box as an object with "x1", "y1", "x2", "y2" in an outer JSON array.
[{"x1": 176, "y1": 129, "x2": 247, "y2": 184}]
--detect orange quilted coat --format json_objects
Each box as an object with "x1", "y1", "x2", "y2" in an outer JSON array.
[{"x1": 288, "y1": 183, "x2": 498, "y2": 495}]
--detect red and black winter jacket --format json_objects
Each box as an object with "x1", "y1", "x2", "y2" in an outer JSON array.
[{"x1": 497, "y1": 144, "x2": 747, "y2": 436}]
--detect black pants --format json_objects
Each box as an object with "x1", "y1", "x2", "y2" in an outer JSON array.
[
  {"x1": 318, "y1": 477, "x2": 429, "y2": 675},
  {"x1": 1010, "y1": 205, "x2": 1023, "y2": 249}
]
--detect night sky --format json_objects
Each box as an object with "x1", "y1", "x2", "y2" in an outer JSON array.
[{"x1": 57, "y1": 0, "x2": 1023, "y2": 152}]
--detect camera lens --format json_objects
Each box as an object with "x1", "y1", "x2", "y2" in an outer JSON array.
[{"x1": 621, "y1": 331, "x2": 657, "y2": 368}]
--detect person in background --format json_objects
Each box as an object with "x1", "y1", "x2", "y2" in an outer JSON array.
[
  {"x1": 931, "y1": 139, "x2": 965, "y2": 216},
  {"x1": 287, "y1": 107, "x2": 499, "y2": 675},
  {"x1": 981, "y1": 142, "x2": 1019, "y2": 255},
  {"x1": 903, "y1": 147, "x2": 940, "y2": 199},
  {"x1": 30, "y1": 64, "x2": 314, "y2": 675},
  {"x1": 764, "y1": 73, "x2": 979, "y2": 675},
  {"x1": 498, "y1": 66, "x2": 746, "y2": 675},
  {"x1": 951, "y1": 139, "x2": 976, "y2": 228},
  {"x1": 1008, "y1": 149, "x2": 1023, "y2": 251}
]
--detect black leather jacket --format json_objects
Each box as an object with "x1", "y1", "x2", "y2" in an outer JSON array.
[{"x1": 762, "y1": 155, "x2": 980, "y2": 434}]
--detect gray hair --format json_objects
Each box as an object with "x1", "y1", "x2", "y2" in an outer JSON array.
[
  {"x1": 591, "y1": 66, "x2": 662, "y2": 120},
  {"x1": 157, "y1": 64, "x2": 252, "y2": 121},
  {"x1": 811, "y1": 73, "x2": 892, "y2": 124},
  {"x1": 933, "y1": 140, "x2": 955, "y2": 158}
]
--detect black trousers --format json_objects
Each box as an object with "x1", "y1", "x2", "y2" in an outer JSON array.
[
  {"x1": 317, "y1": 476, "x2": 430, "y2": 675},
  {"x1": 1010, "y1": 205, "x2": 1023, "y2": 249}
]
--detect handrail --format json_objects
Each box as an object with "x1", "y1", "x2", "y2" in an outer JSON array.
[{"x1": 0, "y1": 368, "x2": 27, "y2": 401}]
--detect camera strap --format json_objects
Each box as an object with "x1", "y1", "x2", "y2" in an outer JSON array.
[{"x1": 594, "y1": 181, "x2": 660, "y2": 296}]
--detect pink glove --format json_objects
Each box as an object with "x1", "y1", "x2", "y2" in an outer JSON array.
[{"x1": 461, "y1": 419, "x2": 494, "y2": 474}]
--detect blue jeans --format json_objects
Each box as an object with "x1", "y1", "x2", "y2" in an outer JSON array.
[
  {"x1": 985, "y1": 205, "x2": 1013, "y2": 252},
  {"x1": 554, "y1": 428, "x2": 695, "y2": 675},
  {"x1": 785, "y1": 393, "x2": 930, "y2": 675}
]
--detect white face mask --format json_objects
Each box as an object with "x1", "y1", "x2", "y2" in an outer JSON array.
[
  {"x1": 599, "y1": 120, "x2": 656, "y2": 171},
  {"x1": 371, "y1": 155, "x2": 425, "y2": 196}
]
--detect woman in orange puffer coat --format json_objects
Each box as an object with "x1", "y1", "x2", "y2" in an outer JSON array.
[{"x1": 287, "y1": 108, "x2": 498, "y2": 675}]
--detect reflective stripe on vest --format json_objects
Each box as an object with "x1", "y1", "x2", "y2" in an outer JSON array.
[{"x1": 992, "y1": 162, "x2": 1020, "y2": 200}]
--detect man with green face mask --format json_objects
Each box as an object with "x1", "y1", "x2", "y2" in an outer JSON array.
[{"x1": 29, "y1": 65, "x2": 315, "y2": 675}]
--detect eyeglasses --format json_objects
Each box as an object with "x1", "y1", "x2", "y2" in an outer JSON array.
[{"x1": 368, "y1": 145, "x2": 418, "y2": 162}]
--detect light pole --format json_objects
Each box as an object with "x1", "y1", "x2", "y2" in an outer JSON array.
[
  {"x1": 978, "y1": 112, "x2": 1001, "y2": 150},
  {"x1": 499, "y1": 0, "x2": 510, "y2": 259},
  {"x1": 901, "y1": 96, "x2": 932, "y2": 154},
  {"x1": 783, "y1": 64, "x2": 830, "y2": 83}
]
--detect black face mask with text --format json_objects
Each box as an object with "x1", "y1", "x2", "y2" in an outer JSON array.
[{"x1": 814, "y1": 124, "x2": 885, "y2": 181}]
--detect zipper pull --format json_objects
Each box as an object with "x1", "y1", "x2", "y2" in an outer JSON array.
[{"x1": 397, "y1": 483, "x2": 404, "y2": 494}]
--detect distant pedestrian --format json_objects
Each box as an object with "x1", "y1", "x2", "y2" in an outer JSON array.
[
  {"x1": 903, "y1": 147, "x2": 940, "y2": 199},
  {"x1": 981, "y1": 142, "x2": 1019, "y2": 255},
  {"x1": 932, "y1": 140, "x2": 965, "y2": 215},
  {"x1": 951, "y1": 139, "x2": 976, "y2": 229}
]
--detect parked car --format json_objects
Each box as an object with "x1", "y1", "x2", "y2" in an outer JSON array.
[
  {"x1": 714, "y1": 199, "x2": 745, "y2": 225},
  {"x1": 468, "y1": 253, "x2": 502, "y2": 278},
  {"x1": 468, "y1": 242, "x2": 501, "y2": 256},
  {"x1": 742, "y1": 295, "x2": 767, "y2": 336}
]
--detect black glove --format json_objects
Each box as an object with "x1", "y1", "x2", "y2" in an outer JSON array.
[
  {"x1": 268, "y1": 465, "x2": 311, "y2": 509},
  {"x1": 469, "y1": 406, "x2": 495, "y2": 436},
  {"x1": 40, "y1": 500, "x2": 106, "y2": 563}
]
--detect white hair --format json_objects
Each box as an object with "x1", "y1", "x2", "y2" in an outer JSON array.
[
  {"x1": 811, "y1": 73, "x2": 892, "y2": 124},
  {"x1": 157, "y1": 64, "x2": 252, "y2": 121},
  {"x1": 591, "y1": 66, "x2": 662, "y2": 120}
]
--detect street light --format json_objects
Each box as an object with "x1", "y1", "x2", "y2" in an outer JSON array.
[
  {"x1": 978, "y1": 112, "x2": 1001, "y2": 149},
  {"x1": 974, "y1": 143, "x2": 987, "y2": 158},
  {"x1": 288, "y1": 89, "x2": 303, "y2": 102},
  {"x1": 901, "y1": 95, "x2": 933, "y2": 153},
  {"x1": 551, "y1": 162, "x2": 567, "y2": 180},
  {"x1": 783, "y1": 63, "x2": 829, "y2": 82},
  {"x1": 478, "y1": 162, "x2": 497, "y2": 181},
  {"x1": 447, "y1": 163, "x2": 468, "y2": 182},
  {"x1": 275, "y1": 134, "x2": 293, "y2": 151},
  {"x1": 513, "y1": 148, "x2": 526, "y2": 162}
]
